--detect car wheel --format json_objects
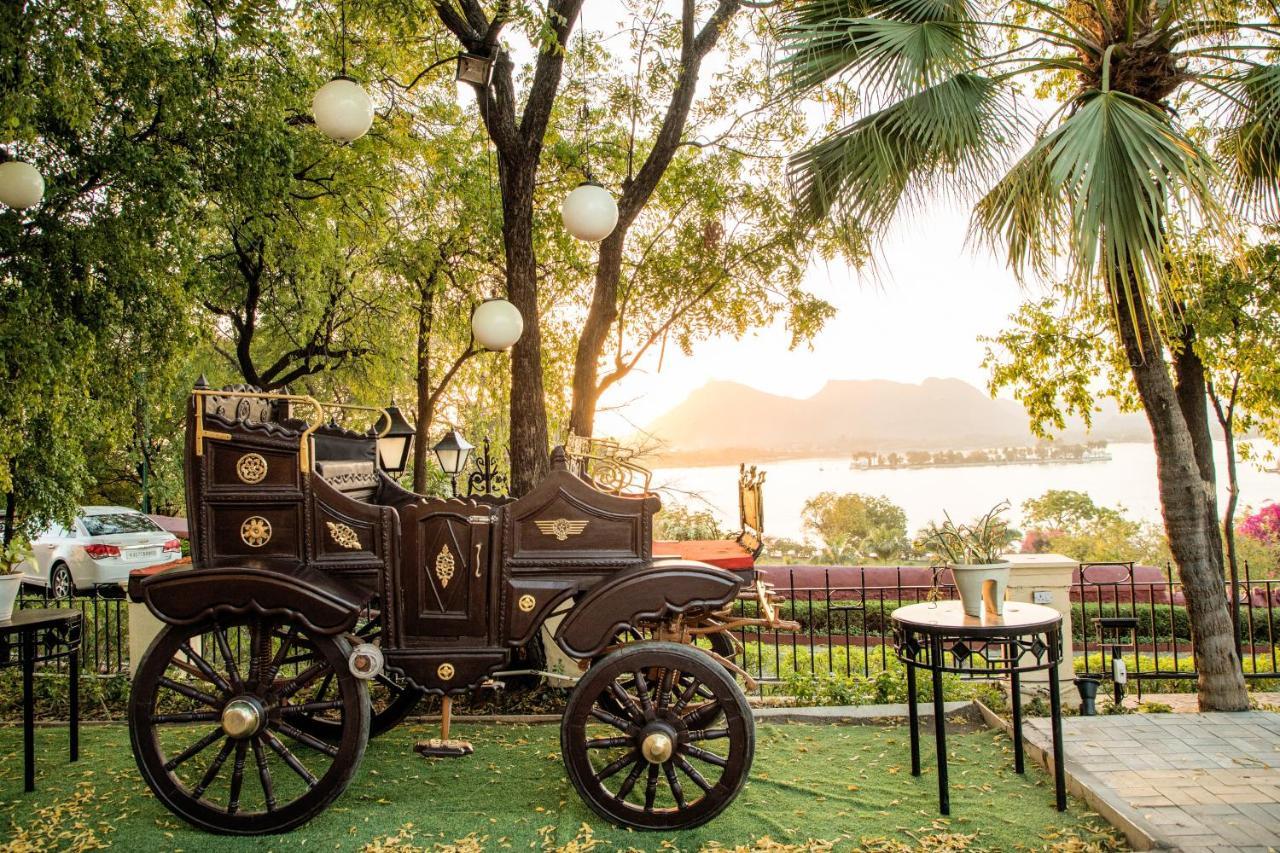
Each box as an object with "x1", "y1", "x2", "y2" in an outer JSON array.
[{"x1": 49, "y1": 563, "x2": 74, "y2": 599}]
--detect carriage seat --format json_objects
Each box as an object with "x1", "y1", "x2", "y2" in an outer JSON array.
[
  {"x1": 651, "y1": 464, "x2": 765, "y2": 583},
  {"x1": 314, "y1": 459, "x2": 379, "y2": 502}
]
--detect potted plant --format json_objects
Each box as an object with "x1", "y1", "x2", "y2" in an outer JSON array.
[
  {"x1": 0, "y1": 536, "x2": 32, "y2": 621},
  {"x1": 921, "y1": 501, "x2": 1014, "y2": 617}
]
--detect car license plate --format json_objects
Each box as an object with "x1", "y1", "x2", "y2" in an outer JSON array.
[{"x1": 129, "y1": 547, "x2": 160, "y2": 560}]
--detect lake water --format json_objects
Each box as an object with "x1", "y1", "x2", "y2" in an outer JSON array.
[{"x1": 651, "y1": 441, "x2": 1280, "y2": 540}]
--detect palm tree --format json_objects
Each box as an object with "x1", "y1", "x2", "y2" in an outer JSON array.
[{"x1": 781, "y1": 0, "x2": 1279, "y2": 710}]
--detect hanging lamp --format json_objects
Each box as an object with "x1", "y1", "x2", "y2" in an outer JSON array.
[
  {"x1": 312, "y1": 0, "x2": 373, "y2": 142},
  {"x1": 559, "y1": 22, "x2": 617, "y2": 242},
  {"x1": 0, "y1": 159, "x2": 44, "y2": 209}
]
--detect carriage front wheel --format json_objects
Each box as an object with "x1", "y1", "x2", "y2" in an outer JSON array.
[
  {"x1": 128, "y1": 613, "x2": 370, "y2": 835},
  {"x1": 560, "y1": 641, "x2": 754, "y2": 831}
]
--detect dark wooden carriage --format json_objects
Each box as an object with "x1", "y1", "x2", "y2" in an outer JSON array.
[{"x1": 126, "y1": 386, "x2": 770, "y2": 835}]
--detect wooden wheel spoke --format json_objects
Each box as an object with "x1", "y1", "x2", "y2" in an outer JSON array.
[
  {"x1": 264, "y1": 627, "x2": 299, "y2": 683},
  {"x1": 684, "y1": 744, "x2": 728, "y2": 768},
  {"x1": 643, "y1": 763, "x2": 660, "y2": 812},
  {"x1": 615, "y1": 758, "x2": 646, "y2": 800},
  {"x1": 276, "y1": 721, "x2": 341, "y2": 757},
  {"x1": 192, "y1": 737, "x2": 236, "y2": 799},
  {"x1": 278, "y1": 660, "x2": 328, "y2": 700},
  {"x1": 607, "y1": 680, "x2": 643, "y2": 721},
  {"x1": 674, "y1": 754, "x2": 714, "y2": 792},
  {"x1": 312, "y1": 672, "x2": 336, "y2": 703},
  {"x1": 158, "y1": 676, "x2": 222, "y2": 708},
  {"x1": 280, "y1": 699, "x2": 346, "y2": 716},
  {"x1": 373, "y1": 673, "x2": 404, "y2": 693},
  {"x1": 590, "y1": 706, "x2": 636, "y2": 732},
  {"x1": 687, "y1": 727, "x2": 730, "y2": 743},
  {"x1": 162, "y1": 727, "x2": 224, "y2": 772},
  {"x1": 151, "y1": 710, "x2": 220, "y2": 724},
  {"x1": 681, "y1": 700, "x2": 724, "y2": 731},
  {"x1": 178, "y1": 643, "x2": 232, "y2": 693},
  {"x1": 585, "y1": 736, "x2": 631, "y2": 749},
  {"x1": 632, "y1": 669, "x2": 655, "y2": 716},
  {"x1": 212, "y1": 626, "x2": 242, "y2": 690},
  {"x1": 227, "y1": 740, "x2": 248, "y2": 814},
  {"x1": 263, "y1": 730, "x2": 318, "y2": 788},
  {"x1": 672, "y1": 677, "x2": 702, "y2": 715},
  {"x1": 594, "y1": 750, "x2": 638, "y2": 782},
  {"x1": 251, "y1": 736, "x2": 276, "y2": 812},
  {"x1": 656, "y1": 667, "x2": 676, "y2": 713},
  {"x1": 662, "y1": 760, "x2": 687, "y2": 809}
]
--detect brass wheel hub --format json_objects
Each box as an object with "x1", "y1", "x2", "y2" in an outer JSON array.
[
  {"x1": 639, "y1": 723, "x2": 678, "y2": 764},
  {"x1": 221, "y1": 696, "x2": 265, "y2": 739}
]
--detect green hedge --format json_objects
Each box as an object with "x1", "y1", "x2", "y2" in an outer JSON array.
[{"x1": 1071, "y1": 601, "x2": 1280, "y2": 645}]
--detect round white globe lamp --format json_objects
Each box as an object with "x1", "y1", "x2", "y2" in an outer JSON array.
[
  {"x1": 0, "y1": 160, "x2": 45, "y2": 209},
  {"x1": 312, "y1": 76, "x2": 374, "y2": 143},
  {"x1": 560, "y1": 180, "x2": 618, "y2": 242},
  {"x1": 471, "y1": 298, "x2": 524, "y2": 351}
]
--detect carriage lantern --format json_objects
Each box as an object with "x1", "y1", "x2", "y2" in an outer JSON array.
[
  {"x1": 377, "y1": 403, "x2": 416, "y2": 475},
  {"x1": 432, "y1": 428, "x2": 474, "y2": 495}
]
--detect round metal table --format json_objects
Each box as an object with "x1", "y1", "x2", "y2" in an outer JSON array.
[{"x1": 891, "y1": 600, "x2": 1066, "y2": 815}]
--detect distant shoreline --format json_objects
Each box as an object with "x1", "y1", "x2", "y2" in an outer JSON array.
[{"x1": 645, "y1": 448, "x2": 1120, "y2": 470}]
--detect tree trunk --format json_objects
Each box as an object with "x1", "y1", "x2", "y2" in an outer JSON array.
[
  {"x1": 501, "y1": 157, "x2": 550, "y2": 495},
  {"x1": 1172, "y1": 325, "x2": 1225, "y2": 575},
  {"x1": 1114, "y1": 292, "x2": 1248, "y2": 711},
  {"x1": 413, "y1": 291, "x2": 434, "y2": 494},
  {"x1": 569, "y1": 232, "x2": 625, "y2": 437}
]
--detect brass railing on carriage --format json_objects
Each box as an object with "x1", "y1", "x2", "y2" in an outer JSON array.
[{"x1": 125, "y1": 383, "x2": 795, "y2": 835}]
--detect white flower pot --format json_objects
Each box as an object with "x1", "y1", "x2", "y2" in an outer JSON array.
[
  {"x1": 950, "y1": 561, "x2": 1011, "y2": 618},
  {"x1": 0, "y1": 573, "x2": 23, "y2": 621}
]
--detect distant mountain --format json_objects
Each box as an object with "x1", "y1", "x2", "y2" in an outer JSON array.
[{"x1": 641, "y1": 378, "x2": 1151, "y2": 463}]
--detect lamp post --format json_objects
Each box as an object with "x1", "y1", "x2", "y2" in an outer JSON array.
[
  {"x1": 432, "y1": 429, "x2": 474, "y2": 497},
  {"x1": 376, "y1": 403, "x2": 416, "y2": 477}
]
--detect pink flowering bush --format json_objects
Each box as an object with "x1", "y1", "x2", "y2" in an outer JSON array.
[{"x1": 1239, "y1": 503, "x2": 1280, "y2": 545}]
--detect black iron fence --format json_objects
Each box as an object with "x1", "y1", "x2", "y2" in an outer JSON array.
[
  {"x1": 15, "y1": 587, "x2": 129, "y2": 676},
  {"x1": 1073, "y1": 561, "x2": 1280, "y2": 700},
  {"x1": 13, "y1": 562, "x2": 1280, "y2": 699}
]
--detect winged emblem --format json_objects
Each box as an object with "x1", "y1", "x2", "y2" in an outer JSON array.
[{"x1": 534, "y1": 518, "x2": 589, "y2": 541}]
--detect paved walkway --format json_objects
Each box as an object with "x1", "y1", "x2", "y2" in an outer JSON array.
[{"x1": 1023, "y1": 711, "x2": 1280, "y2": 852}]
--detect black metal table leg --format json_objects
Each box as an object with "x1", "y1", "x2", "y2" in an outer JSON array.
[
  {"x1": 1009, "y1": 641, "x2": 1024, "y2": 774},
  {"x1": 22, "y1": 628, "x2": 35, "y2": 792},
  {"x1": 1048, "y1": 632, "x2": 1067, "y2": 811},
  {"x1": 930, "y1": 636, "x2": 949, "y2": 815},
  {"x1": 906, "y1": 651, "x2": 920, "y2": 777},
  {"x1": 69, "y1": 646, "x2": 79, "y2": 762}
]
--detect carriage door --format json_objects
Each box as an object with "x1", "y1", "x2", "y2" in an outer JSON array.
[{"x1": 398, "y1": 504, "x2": 492, "y2": 640}]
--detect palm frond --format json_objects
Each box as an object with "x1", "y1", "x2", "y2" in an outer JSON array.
[
  {"x1": 975, "y1": 90, "x2": 1224, "y2": 313},
  {"x1": 779, "y1": 0, "x2": 982, "y2": 95},
  {"x1": 788, "y1": 73, "x2": 1022, "y2": 229},
  {"x1": 1214, "y1": 64, "x2": 1280, "y2": 220}
]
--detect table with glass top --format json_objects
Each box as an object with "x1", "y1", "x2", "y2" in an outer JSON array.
[{"x1": 891, "y1": 600, "x2": 1066, "y2": 815}]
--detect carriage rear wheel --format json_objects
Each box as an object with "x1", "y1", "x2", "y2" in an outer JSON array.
[
  {"x1": 129, "y1": 613, "x2": 370, "y2": 835},
  {"x1": 561, "y1": 641, "x2": 754, "y2": 831}
]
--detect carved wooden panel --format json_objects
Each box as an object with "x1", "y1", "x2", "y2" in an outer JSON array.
[
  {"x1": 396, "y1": 503, "x2": 491, "y2": 640},
  {"x1": 206, "y1": 504, "x2": 303, "y2": 562},
  {"x1": 206, "y1": 441, "x2": 301, "y2": 495}
]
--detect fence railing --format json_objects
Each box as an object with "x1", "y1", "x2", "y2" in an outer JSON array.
[
  {"x1": 1073, "y1": 560, "x2": 1279, "y2": 700},
  {"x1": 16, "y1": 588, "x2": 129, "y2": 675},
  {"x1": 16, "y1": 561, "x2": 1280, "y2": 698}
]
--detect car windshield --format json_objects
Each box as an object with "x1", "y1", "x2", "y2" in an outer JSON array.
[{"x1": 80, "y1": 513, "x2": 162, "y2": 536}]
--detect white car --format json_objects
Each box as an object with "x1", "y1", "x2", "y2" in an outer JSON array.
[{"x1": 19, "y1": 506, "x2": 182, "y2": 598}]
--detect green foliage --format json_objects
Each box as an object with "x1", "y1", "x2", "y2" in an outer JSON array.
[
  {"x1": 652, "y1": 503, "x2": 727, "y2": 541},
  {"x1": 0, "y1": 537, "x2": 30, "y2": 575},
  {"x1": 1073, "y1": 651, "x2": 1280, "y2": 693},
  {"x1": 1021, "y1": 489, "x2": 1172, "y2": 565},
  {"x1": 802, "y1": 491, "x2": 909, "y2": 562},
  {"x1": 919, "y1": 501, "x2": 1013, "y2": 565}
]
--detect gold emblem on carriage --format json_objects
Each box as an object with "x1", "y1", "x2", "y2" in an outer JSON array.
[
  {"x1": 325, "y1": 521, "x2": 361, "y2": 550},
  {"x1": 434, "y1": 545, "x2": 455, "y2": 587},
  {"x1": 235, "y1": 452, "x2": 268, "y2": 484},
  {"x1": 534, "y1": 518, "x2": 588, "y2": 541},
  {"x1": 437, "y1": 662, "x2": 455, "y2": 680},
  {"x1": 240, "y1": 516, "x2": 272, "y2": 548}
]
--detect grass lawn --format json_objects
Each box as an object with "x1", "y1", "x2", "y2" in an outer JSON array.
[{"x1": 0, "y1": 720, "x2": 1122, "y2": 852}]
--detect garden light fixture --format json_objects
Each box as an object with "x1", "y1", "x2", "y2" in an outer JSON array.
[
  {"x1": 471, "y1": 297, "x2": 524, "y2": 351},
  {"x1": 432, "y1": 429, "x2": 474, "y2": 496},
  {"x1": 0, "y1": 160, "x2": 44, "y2": 209},
  {"x1": 560, "y1": 180, "x2": 618, "y2": 242},
  {"x1": 376, "y1": 402, "x2": 416, "y2": 475}
]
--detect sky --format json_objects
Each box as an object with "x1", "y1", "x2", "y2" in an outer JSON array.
[{"x1": 594, "y1": 201, "x2": 1041, "y2": 437}]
